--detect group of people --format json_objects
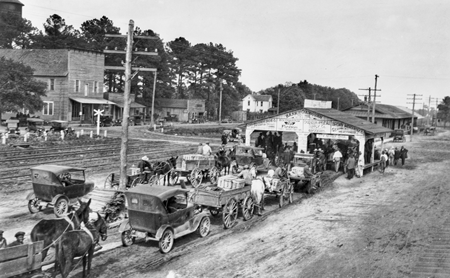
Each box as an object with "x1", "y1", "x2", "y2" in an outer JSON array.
[
  {"x1": 378, "y1": 146, "x2": 409, "y2": 173},
  {"x1": 0, "y1": 230, "x2": 25, "y2": 249},
  {"x1": 196, "y1": 142, "x2": 213, "y2": 156}
]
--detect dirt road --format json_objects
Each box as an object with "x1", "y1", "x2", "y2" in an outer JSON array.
[{"x1": 76, "y1": 131, "x2": 450, "y2": 278}]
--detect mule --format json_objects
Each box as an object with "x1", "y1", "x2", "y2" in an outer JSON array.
[
  {"x1": 152, "y1": 156, "x2": 178, "y2": 186},
  {"x1": 30, "y1": 198, "x2": 91, "y2": 262},
  {"x1": 56, "y1": 212, "x2": 108, "y2": 278},
  {"x1": 215, "y1": 151, "x2": 232, "y2": 175}
]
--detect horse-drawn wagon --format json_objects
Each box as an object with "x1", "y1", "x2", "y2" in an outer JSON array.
[
  {"x1": 26, "y1": 165, "x2": 94, "y2": 217},
  {"x1": 258, "y1": 167, "x2": 294, "y2": 208},
  {"x1": 119, "y1": 186, "x2": 210, "y2": 253},
  {"x1": 104, "y1": 168, "x2": 141, "y2": 190},
  {"x1": 191, "y1": 177, "x2": 255, "y2": 229},
  {"x1": 176, "y1": 154, "x2": 220, "y2": 187},
  {"x1": 288, "y1": 153, "x2": 322, "y2": 194}
]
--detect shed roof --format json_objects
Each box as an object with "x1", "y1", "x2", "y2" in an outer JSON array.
[
  {"x1": 155, "y1": 98, "x2": 187, "y2": 109},
  {"x1": 345, "y1": 103, "x2": 415, "y2": 119},
  {"x1": 243, "y1": 94, "x2": 272, "y2": 102},
  {"x1": 0, "y1": 49, "x2": 69, "y2": 77}
]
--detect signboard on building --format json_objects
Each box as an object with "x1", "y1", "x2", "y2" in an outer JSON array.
[
  {"x1": 304, "y1": 99, "x2": 332, "y2": 109},
  {"x1": 317, "y1": 134, "x2": 349, "y2": 140}
]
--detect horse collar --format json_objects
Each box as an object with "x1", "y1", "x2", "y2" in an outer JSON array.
[
  {"x1": 81, "y1": 223, "x2": 95, "y2": 243},
  {"x1": 62, "y1": 214, "x2": 75, "y2": 230}
]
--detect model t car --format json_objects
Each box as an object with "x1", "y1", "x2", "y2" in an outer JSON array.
[
  {"x1": 232, "y1": 145, "x2": 264, "y2": 172},
  {"x1": 25, "y1": 118, "x2": 45, "y2": 133},
  {"x1": 26, "y1": 165, "x2": 94, "y2": 217},
  {"x1": 288, "y1": 153, "x2": 322, "y2": 194},
  {"x1": 392, "y1": 129, "x2": 406, "y2": 142},
  {"x1": 119, "y1": 186, "x2": 211, "y2": 253}
]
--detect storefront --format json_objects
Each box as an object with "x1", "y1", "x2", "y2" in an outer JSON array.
[
  {"x1": 69, "y1": 97, "x2": 117, "y2": 123},
  {"x1": 244, "y1": 107, "x2": 392, "y2": 172}
]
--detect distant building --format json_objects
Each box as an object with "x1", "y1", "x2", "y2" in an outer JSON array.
[
  {"x1": 343, "y1": 103, "x2": 417, "y2": 130},
  {"x1": 0, "y1": 0, "x2": 23, "y2": 19},
  {"x1": 153, "y1": 98, "x2": 206, "y2": 122},
  {"x1": 0, "y1": 49, "x2": 110, "y2": 123},
  {"x1": 242, "y1": 94, "x2": 273, "y2": 113}
]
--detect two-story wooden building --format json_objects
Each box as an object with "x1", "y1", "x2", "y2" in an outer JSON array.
[
  {"x1": 242, "y1": 94, "x2": 273, "y2": 113},
  {"x1": 0, "y1": 48, "x2": 113, "y2": 123}
]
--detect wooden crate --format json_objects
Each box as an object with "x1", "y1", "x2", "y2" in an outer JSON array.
[{"x1": 0, "y1": 241, "x2": 43, "y2": 278}]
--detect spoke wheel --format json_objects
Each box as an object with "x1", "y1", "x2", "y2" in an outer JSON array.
[
  {"x1": 168, "y1": 171, "x2": 179, "y2": 186},
  {"x1": 189, "y1": 168, "x2": 203, "y2": 188},
  {"x1": 159, "y1": 229, "x2": 174, "y2": 254},
  {"x1": 222, "y1": 198, "x2": 238, "y2": 229},
  {"x1": 104, "y1": 173, "x2": 119, "y2": 190},
  {"x1": 209, "y1": 167, "x2": 220, "y2": 184},
  {"x1": 279, "y1": 182, "x2": 288, "y2": 208},
  {"x1": 121, "y1": 230, "x2": 135, "y2": 247},
  {"x1": 148, "y1": 175, "x2": 160, "y2": 186},
  {"x1": 288, "y1": 182, "x2": 294, "y2": 204},
  {"x1": 54, "y1": 197, "x2": 69, "y2": 217},
  {"x1": 242, "y1": 196, "x2": 255, "y2": 221},
  {"x1": 209, "y1": 208, "x2": 220, "y2": 217},
  {"x1": 28, "y1": 198, "x2": 41, "y2": 214},
  {"x1": 129, "y1": 177, "x2": 140, "y2": 189},
  {"x1": 196, "y1": 217, "x2": 211, "y2": 237}
]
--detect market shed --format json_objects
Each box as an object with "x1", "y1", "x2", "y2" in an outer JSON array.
[{"x1": 244, "y1": 108, "x2": 392, "y2": 172}]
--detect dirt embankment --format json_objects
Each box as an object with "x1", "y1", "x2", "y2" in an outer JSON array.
[{"x1": 86, "y1": 130, "x2": 450, "y2": 278}]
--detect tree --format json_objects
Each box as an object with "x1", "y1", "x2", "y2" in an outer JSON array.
[
  {"x1": 0, "y1": 57, "x2": 47, "y2": 122},
  {"x1": 166, "y1": 37, "x2": 193, "y2": 98},
  {"x1": 437, "y1": 97, "x2": 450, "y2": 127},
  {"x1": 0, "y1": 12, "x2": 37, "y2": 49}
]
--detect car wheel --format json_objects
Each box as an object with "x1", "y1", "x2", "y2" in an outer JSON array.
[
  {"x1": 159, "y1": 229, "x2": 174, "y2": 254},
  {"x1": 28, "y1": 198, "x2": 41, "y2": 214},
  {"x1": 121, "y1": 230, "x2": 135, "y2": 247},
  {"x1": 54, "y1": 197, "x2": 69, "y2": 217},
  {"x1": 196, "y1": 217, "x2": 211, "y2": 238}
]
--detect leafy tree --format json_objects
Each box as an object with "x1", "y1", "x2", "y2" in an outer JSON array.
[
  {"x1": 32, "y1": 14, "x2": 86, "y2": 49},
  {"x1": 166, "y1": 37, "x2": 193, "y2": 98},
  {"x1": 0, "y1": 12, "x2": 37, "y2": 49},
  {"x1": 437, "y1": 97, "x2": 450, "y2": 127},
  {"x1": 0, "y1": 57, "x2": 47, "y2": 122}
]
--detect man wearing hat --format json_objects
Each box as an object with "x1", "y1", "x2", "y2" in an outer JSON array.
[
  {"x1": 138, "y1": 156, "x2": 152, "y2": 183},
  {"x1": 8, "y1": 231, "x2": 25, "y2": 247},
  {"x1": 202, "y1": 142, "x2": 212, "y2": 156},
  {"x1": 237, "y1": 165, "x2": 253, "y2": 186},
  {"x1": 0, "y1": 230, "x2": 7, "y2": 249}
]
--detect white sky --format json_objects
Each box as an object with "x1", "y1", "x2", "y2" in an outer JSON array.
[{"x1": 20, "y1": 0, "x2": 450, "y2": 108}]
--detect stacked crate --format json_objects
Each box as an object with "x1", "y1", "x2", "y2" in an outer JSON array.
[{"x1": 217, "y1": 175, "x2": 245, "y2": 190}]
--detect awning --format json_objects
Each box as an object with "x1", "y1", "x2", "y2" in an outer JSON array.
[
  {"x1": 113, "y1": 100, "x2": 146, "y2": 108},
  {"x1": 69, "y1": 97, "x2": 117, "y2": 105}
]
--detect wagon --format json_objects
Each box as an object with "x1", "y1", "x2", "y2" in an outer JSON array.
[
  {"x1": 119, "y1": 186, "x2": 210, "y2": 254},
  {"x1": 289, "y1": 153, "x2": 322, "y2": 194},
  {"x1": 104, "y1": 166, "x2": 142, "y2": 190},
  {"x1": 191, "y1": 181, "x2": 255, "y2": 229},
  {"x1": 259, "y1": 170, "x2": 294, "y2": 208},
  {"x1": 176, "y1": 154, "x2": 220, "y2": 188},
  {"x1": 26, "y1": 165, "x2": 94, "y2": 217}
]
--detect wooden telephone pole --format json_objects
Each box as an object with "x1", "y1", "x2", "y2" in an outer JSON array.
[
  {"x1": 104, "y1": 20, "x2": 158, "y2": 189},
  {"x1": 371, "y1": 75, "x2": 380, "y2": 124},
  {"x1": 407, "y1": 93, "x2": 422, "y2": 142}
]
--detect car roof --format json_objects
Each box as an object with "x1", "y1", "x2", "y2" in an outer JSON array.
[
  {"x1": 50, "y1": 120, "x2": 69, "y2": 123},
  {"x1": 30, "y1": 165, "x2": 86, "y2": 175},
  {"x1": 236, "y1": 145, "x2": 264, "y2": 150},
  {"x1": 27, "y1": 118, "x2": 44, "y2": 122},
  {"x1": 126, "y1": 185, "x2": 190, "y2": 200}
]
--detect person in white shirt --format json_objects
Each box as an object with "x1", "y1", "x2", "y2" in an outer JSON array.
[
  {"x1": 202, "y1": 142, "x2": 212, "y2": 156},
  {"x1": 332, "y1": 148, "x2": 343, "y2": 173},
  {"x1": 356, "y1": 151, "x2": 364, "y2": 178}
]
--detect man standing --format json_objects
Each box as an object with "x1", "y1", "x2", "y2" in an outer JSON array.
[
  {"x1": 332, "y1": 148, "x2": 343, "y2": 173},
  {"x1": 346, "y1": 154, "x2": 356, "y2": 179},
  {"x1": 196, "y1": 143, "x2": 203, "y2": 154},
  {"x1": 221, "y1": 132, "x2": 228, "y2": 145},
  {"x1": 356, "y1": 151, "x2": 364, "y2": 178},
  {"x1": 394, "y1": 147, "x2": 401, "y2": 165},
  {"x1": 0, "y1": 230, "x2": 7, "y2": 249},
  {"x1": 202, "y1": 142, "x2": 212, "y2": 156},
  {"x1": 138, "y1": 156, "x2": 152, "y2": 183},
  {"x1": 8, "y1": 231, "x2": 25, "y2": 247},
  {"x1": 400, "y1": 146, "x2": 408, "y2": 166}
]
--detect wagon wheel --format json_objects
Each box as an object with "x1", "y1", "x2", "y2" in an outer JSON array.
[
  {"x1": 148, "y1": 175, "x2": 160, "y2": 186},
  {"x1": 121, "y1": 229, "x2": 135, "y2": 247},
  {"x1": 278, "y1": 181, "x2": 290, "y2": 208},
  {"x1": 242, "y1": 196, "x2": 255, "y2": 221},
  {"x1": 28, "y1": 198, "x2": 41, "y2": 214},
  {"x1": 129, "y1": 177, "x2": 140, "y2": 189},
  {"x1": 222, "y1": 198, "x2": 238, "y2": 229},
  {"x1": 209, "y1": 208, "x2": 220, "y2": 217},
  {"x1": 168, "y1": 170, "x2": 179, "y2": 186},
  {"x1": 159, "y1": 229, "x2": 174, "y2": 254},
  {"x1": 288, "y1": 182, "x2": 294, "y2": 204},
  {"x1": 104, "y1": 173, "x2": 119, "y2": 190},
  {"x1": 208, "y1": 166, "x2": 220, "y2": 184},
  {"x1": 189, "y1": 168, "x2": 203, "y2": 188},
  {"x1": 54, "y1": 197, "x2": 69, "y2": 217}
]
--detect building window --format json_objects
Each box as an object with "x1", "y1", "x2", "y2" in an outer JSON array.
[
  {"x1": 260, "y1": 101, "x2": 263, "y2": 106},
  {"x1": 49, "y1": 79, "x2": 55, "y2": 91},
  {"x1": 43, "y1": 101, "x2": 54, "y2": 115},
  {"x1": 94, "y1": 81, "x2": 98, "y2": 93},
  {"x1": 248, "y1": 101, "x2": 250, "y2": 106},
  {"x1": 84, "y1": 84, "x2": 88, "y2": 96},
  {"x1": 75, "y1": 80, "x2": 80, "y2": 92}
]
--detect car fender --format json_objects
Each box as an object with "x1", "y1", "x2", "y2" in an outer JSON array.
[
  {"x1": 51, "y1": 194, "x2": 69, "y2": 205},
  {"x1": 118, "y1": 219, "x2": 131, "y2": 233},
  {"x1": 192, "y1": 212, "x2": 209, "y2": 230},
  {"x1": 155, "y1": 225, "x2": 173, "y2": 240},
  {"x1": 26, "y1": 192, "x2": 36, "y2": 200}
]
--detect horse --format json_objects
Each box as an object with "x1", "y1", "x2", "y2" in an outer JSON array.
[
  {"x1": 215, "y1": 150, "x2": 233, "y2": 175},
  {"x1": 152, "y1": 156, "x2": 178, "y2": 186},
  {"x1": 30, "y1": 198, "x2": 91, "y2": 262},
  {"x1": 56, "y1": 212, "x2": 108, "y2": 278}
]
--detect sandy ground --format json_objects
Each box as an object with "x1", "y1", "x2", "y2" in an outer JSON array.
[{"x1": 75, "y1": 130, "x2": 450, "y2": 278}]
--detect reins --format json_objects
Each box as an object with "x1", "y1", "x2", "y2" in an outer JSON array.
[{"x1": 40, "y1": 212, "x2": 77, "y2": 252}]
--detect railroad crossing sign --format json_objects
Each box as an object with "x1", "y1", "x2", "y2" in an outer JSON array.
[{"x1": 94, "y1": 109, "x2": 104, "y2": 135}]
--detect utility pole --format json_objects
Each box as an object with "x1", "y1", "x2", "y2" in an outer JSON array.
[
  {"x1": 372, "y1": 74, "x2": 380, "y2": 124},
  {"x1": 407, "y1": 93, "x2": 422, "y2": 142},
  {"x1": 358, "y1": 87, "x2": 379, "y2": 122},
  {"x1": 277, "y1": 86, "x2": 281, "y2": 114},
  {"x1": 218, "y1": 79, "x2": 223, "y2": 125},
  {"x1": 151, "y1": 71, "x2": 157, "y2": 126},
  {"x1": 337, "y1": 97, "x2": 340, "y2": 110},
  {"x1": 104, "y1": 20, "x2": 158, "y2": 189}
]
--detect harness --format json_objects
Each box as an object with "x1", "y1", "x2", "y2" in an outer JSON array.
[
  {"x1": 81, "y1": 222, "x2": 95, "y2": 244},
  {"x1": 62, "y1": 214, "x2": 75, "y2": 230}
]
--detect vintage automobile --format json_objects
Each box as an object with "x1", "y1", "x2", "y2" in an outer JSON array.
[
  {"x1": 233, "y1": 145, "x2": 264, "y2": 171},
  {"x1": 392, "y1": 129, "x2": 406, "y2": 142},
  {"x1": 289, "y1": 153, "x2": 322, "y2": 194},
  {"x1": 119, "y1": 186, "x2": 211, "y2": 253},
  {"x1": 26, "y1": 165, "x2": 94, "y2": 217},
  {"x1": 50, "y1": 120, "x2": 69, "y2": 132},
  {"x1": 5, "y1": 119, "x2": 20, "y2": 134},
  {"x1": 26, "y1": 118, "x2": 45, "y2": 133}
]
